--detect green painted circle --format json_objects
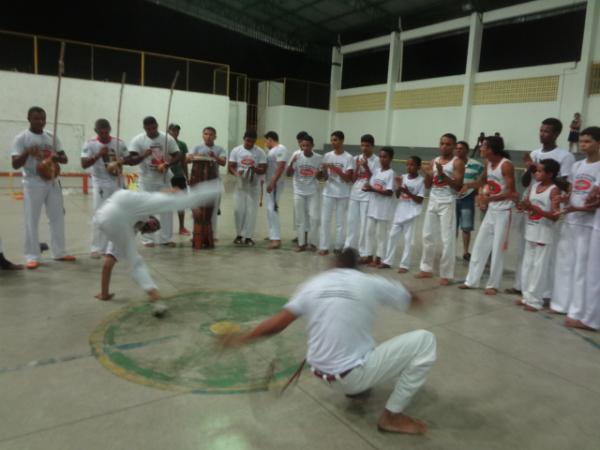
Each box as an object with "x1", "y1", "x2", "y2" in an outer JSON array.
[{"x1": 90, "y1": 291, "x2": 306, "y2": 394}]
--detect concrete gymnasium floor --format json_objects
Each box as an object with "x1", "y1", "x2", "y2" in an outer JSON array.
[{"x1": 1, "y1": 178, "x2": 599, "y2": 450}]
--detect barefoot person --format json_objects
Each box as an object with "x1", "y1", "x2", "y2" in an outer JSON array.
[
  {"x1": 459, "y1": 136, "x2": 516, "y2": 295},
  {"x1": 319, "y1": 131, "x2": 354, "y2": 255},
  {"x1": 94, "y1": 181, "x2": 221, "y2": 302},
  {"x1": 382, "y1": 156, "x2": 425, "y2": 273},
  {"x1": 417, "y1": 133, "x2": 465, "y2": 285},
  {"x1": 11, "y1": 106, "x2": 77, "y2": 269},
  {"x1": 518, "y1": 160, "x2": 561, "y2": 311},
  {"x1": 558, "y1": 127, "x2": 600, "y2": 330},
  {"x1": 345, "y1": 134, "x2": 379, "y2": 263},
  {"x1": 81, "y1": 119, "x2": 132, "y2": 258},
  {"x1": 220, "y1": 248, "x2": 436, "y2": 435},
  {"x1": 286, "y1": 134, "x2": 323, "y2": 251}
]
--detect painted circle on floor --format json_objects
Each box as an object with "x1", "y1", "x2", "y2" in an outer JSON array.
[{"x1": 90, "y1": 291, "x2": 306, "y2": 394}]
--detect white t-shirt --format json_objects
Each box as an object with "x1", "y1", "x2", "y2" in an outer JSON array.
[
  {"x1": 393, "y1": 174, "x2": 425, "y2": 224},
  {"x1": 228, "y1": 145, "x2": 267, "y2": 187},
  {"x1": 284, "y1": 268, "x2": 411, "y2": 374},
  {"x1": 530, "y1": 147, "x2": 575, "y2": 178},
  {"x1": 190, "y1": 144, "x2": 226, "y2": 178},
  {"x1": 350, "y1": 154, "x2": 380, "y2": 202},
  {"x1": 322, "y1": 151, "x2": 354, "y2": 198},
  {"x1": 566, "y1": 159, "x2": 600, "y2": 227},
  {"x1": 129, "y1": 132, "x2": 179, "y2": 186},
  {"x1": 291, "y1": 151, "x2": 323, "y2": 196},
  {"x1": 11, "y1": 129, "x2": 63, "y2": 187},
  {"x1": 81, "y1": 137, "x2": 129, "y2": 188},
  {"x1": 266, "y1": 144, "x2": 289, "y2": 185},
  {"x1": 367, "y1": 168, "x2": 395, "y2": 221}
]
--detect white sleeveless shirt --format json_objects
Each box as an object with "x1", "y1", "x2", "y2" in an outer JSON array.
[
  {"x1": 525, "y1": 181, "x2": 557, "y2": 244},
  {"x1": 486, "y1": 158, "x2": 513, "y2": 211},
  {"x1": 430, "y1": 156, "x2": 457, "y2": 203}
]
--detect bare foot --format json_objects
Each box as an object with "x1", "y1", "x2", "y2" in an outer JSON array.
[
  {"x1": 397, "y1": 267, "x2": 408, "y2": 274},
  {"x1": 565, "y1": 318, "x2": 596, "y2": 331},
  {"x1": 359, "y1": 256, "x2": 373, "y2": 265},
  {"x1": 548, "y1": 309, "x2": 567, "y2": 315},
  {"x1": 295, "y1": 245, "x2": 306, "y2": 252},
  {"x1": 514, "y1": 299, "x2": 525, "y2": 306},
  {"x1": 415, "y1": 271, "x2": 433, "y2": 279},
  {"x1": 523, "y1": 304, "x2": 539, "y2": 312},
  {"x1": 377, "y1": 410, "x2": 427, "y2": 435},
  {"x1": 147, "y1": 289, "x2": 161, "y2": 302},
  {"x1": 439, "y1": 278, "x2": 451, "y2": 286},
  {"x1": 95, "y1": 293, "x2": 114, "y2": 301},
  {"x1": 458, "y1": 284, "x2": 471, "y2": 289},
  {"x1": 318, "y1": 250, "x2": 329, "y2": 256},
  {"x1": 368, "y1": 261, "x2": 379, "y2": 268},
  {"x1": 484, "y1": 288, "x2": 497, "y2": 295},
  {"x1": 377, "y1": 263, "x2": 391, "y2": 269},
  {"x1": 268, "y1": 240, "x2": 282, "y2": 250}
]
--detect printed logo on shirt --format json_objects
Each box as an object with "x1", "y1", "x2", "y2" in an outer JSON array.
[
  {"x1": 574, "y1": 178, "x2": 592, "y2": 191},
  {"x1": 240, "y1": 158, "x2": 255, "y2": 167},
  {"x1": 487, "y1": 179, "x2": 502, "y2": 195},
  {"x1": 433, "y1": 174, "x2": 447, "y2": 186},
  {"x1": 150, "y1": 145, "x2": 164, "y2": 169},
  {"x1": 528, "y1": 199, "x2": 543, "y2": 221},
  {"x1": 299, "y1": 167, "x2": 316, "y2": 177}
]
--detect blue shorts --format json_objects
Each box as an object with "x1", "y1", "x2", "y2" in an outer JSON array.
[{"x1": 456, "y1": 192, "x2": 475, "y2": 232}]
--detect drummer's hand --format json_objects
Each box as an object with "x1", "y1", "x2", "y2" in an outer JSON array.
[
  {"x1": 143, "y1": 148, "x2": 153, "y2": 159},
  {"x1": 266, "y1": 184, "x2": 274, "y2": 193},
  {"x1": 98, "y1": 146, "x2": 110, "y2": 157},
  {"x1": 185, "y1": 154, "x2": 193, "y2": 163},
  {"x1": 208, "y1": 151, "x2": 216, "y2": 159}
]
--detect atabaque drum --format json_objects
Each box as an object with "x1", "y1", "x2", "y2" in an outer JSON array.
[{"x1": 189, "y1": 156, "x2": 219, "y2": 249}]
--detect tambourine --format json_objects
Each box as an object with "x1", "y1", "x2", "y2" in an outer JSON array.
[{"x1": 37, "y1": 158, "x2": 61, "y2": 181}]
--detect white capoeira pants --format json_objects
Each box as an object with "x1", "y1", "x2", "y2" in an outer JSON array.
[
  {"x1": 320, "y1": 196, "x2": 349, "y2": 251},
  {"x1": 266, "y1": 183, "x2": 284, "y2": 240},
  {"x1": 294, "y1": 193, "x2": 320, "y2": 247},
  {"x1": 551, "y1": 223, "x2": 591, "y2": 315},
  {"x1": 383, "y1": 218, "x2": 417, "y2": 269},
  {"x1": 512, "y1": 212, "x2": 527, "y2": 291},
  {"x1": 234, "y1": 185, "x2": 259, "y2": 239},
  {"x1": 579, "y1": 228, "x2": 600, "y2": 330},
  {"x1": 344, "y1": 199, "x2": 369, "y2": 256},
  {"x1": 139, "y1": 181, "x2": 173, "y2": 245},
  {"x1": 328, "y1": 330, "x2": 436, "y2": 413},
  {"x1": 23, "y1": 181, "x2": 67, "y2": 262},
  {"x1": 365, "y1": 217, "x2": 390, "y2": 259},
  {"x1": 91, "y1": 183, "x2": 118, "y2": 254},
  {"x1": 522, "y1": 241, "x2": 553, "y2": 310},
  {"x1": 420, "y1": 198, "x2": 456, "y2": 279},
  {"x1": 464, "y1": 209, "x2": 511, "y2": 289}
]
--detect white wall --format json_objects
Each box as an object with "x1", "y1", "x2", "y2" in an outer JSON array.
[
  {"x1": 0, "y1": 71, "x2": 230, "y2": 172},
  {"x1": 333, "y1": 111, "x2": 386, "y2": 146},
  {"x1": 393, "y1": 107, "x2": 463, "y2": 147},
  {"x1": 264, "y1": 105, "x2": 329, "y2": 151},
  {"x1": 228, "y1": 101, "x2": 247, "y2": 150}
]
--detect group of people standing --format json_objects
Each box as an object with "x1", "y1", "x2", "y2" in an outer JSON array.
[{"x1": 3, "y1": 107, "x2": 600, "y2": 331}]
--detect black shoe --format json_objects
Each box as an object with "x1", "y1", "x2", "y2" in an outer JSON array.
[
  {"x1": 245, "y1": 238, "x2": 255, "y2": 246},
  {"x1": 40, "y1": 242, "x2": 49, "y2": 253},
  {"x1": 292, "y1": 237, "x2": 298, "y2": 243},
  {"x1": 233, "y1": 236, "x2": 243, "y2": 245},
  {"x1": 463, "y1": 253, "x2": 471, "y2": 262}
]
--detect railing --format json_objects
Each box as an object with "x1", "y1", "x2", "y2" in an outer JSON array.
[{"x1": 0, "y1": 29, "x2": 230, "y2": 96}]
